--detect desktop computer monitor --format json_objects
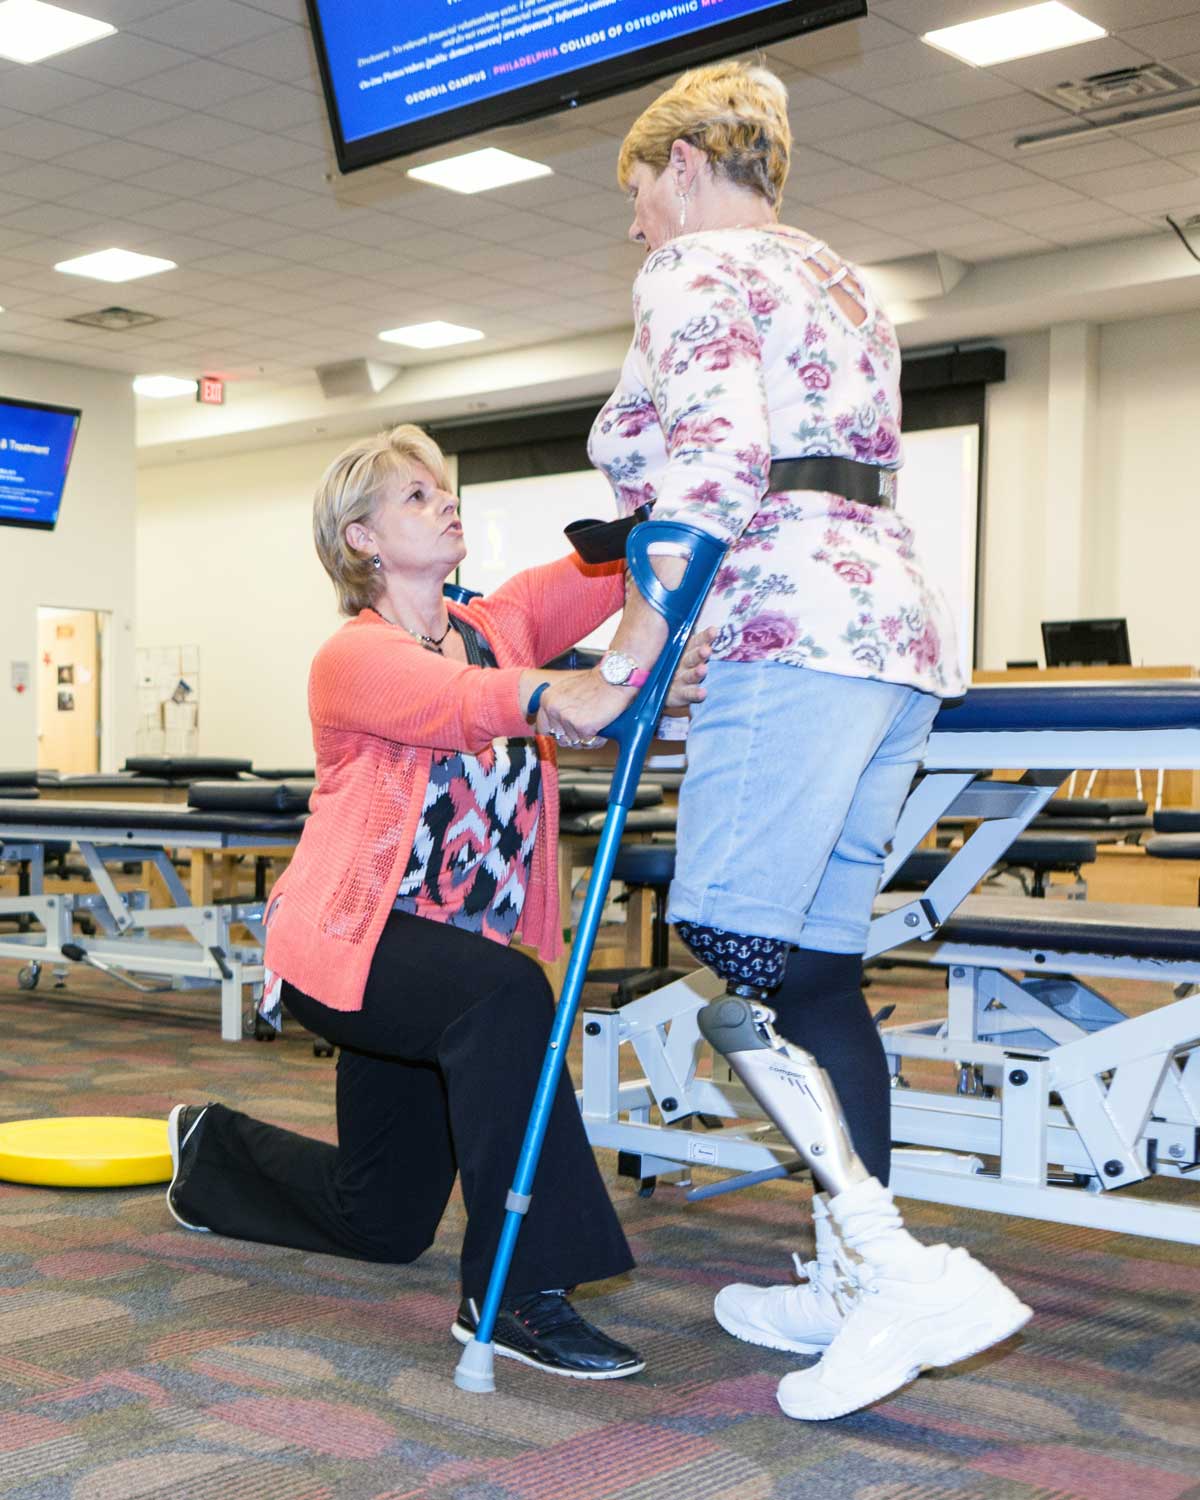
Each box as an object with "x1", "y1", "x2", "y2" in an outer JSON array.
[{"x1": 1040, "y1": 618, "x2": 1131, "y2": 668}]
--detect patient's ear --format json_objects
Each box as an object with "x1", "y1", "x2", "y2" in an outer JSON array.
[{"x1": 345, "y1": 520, "x2": 371, "y2": 552}]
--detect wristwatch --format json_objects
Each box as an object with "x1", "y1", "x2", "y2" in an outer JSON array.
[{"x1": 599, "y1": 650, "x2": 649, "y2": 689}]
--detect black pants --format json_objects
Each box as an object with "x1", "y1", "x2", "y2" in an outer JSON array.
[
  {"x1": 769, "y1": 947, "x2": 893, "y2": 1187},
  {"x1": 174, "y1": 911, "x2": 634, "y2": 1300}
]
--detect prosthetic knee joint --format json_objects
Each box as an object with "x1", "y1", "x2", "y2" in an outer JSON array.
[{"x1": 677, "y1": 921, "x2": 869, "y2": 1198}]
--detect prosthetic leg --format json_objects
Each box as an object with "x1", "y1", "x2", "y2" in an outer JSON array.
[{"x1": 679, "y1": 923, "x2": 1033, "y2": 1420}]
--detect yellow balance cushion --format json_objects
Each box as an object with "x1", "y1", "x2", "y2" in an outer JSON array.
[{"x1": 0, "y1": 1117, "x2": 171, "y2": 1187}]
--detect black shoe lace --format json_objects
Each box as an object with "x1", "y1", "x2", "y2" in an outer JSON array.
[{"x1": 507, "y1": 1290, "x2": 583, "y2": 1337}]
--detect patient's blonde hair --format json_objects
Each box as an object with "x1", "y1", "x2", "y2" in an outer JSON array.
[
  {"x1": 313, "y1": 424, "x2": 451, "y2": 615},
  {"x1": 618, "y1": 59, "x2": 791, "y2": 208}
]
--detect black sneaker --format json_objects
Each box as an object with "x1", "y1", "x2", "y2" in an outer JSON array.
[
  {"x1": 166, "y1": 1103, "x2": 211, "y2": 1233},
  {"x1": 452, "y1": 1290, "x2": 644, "y2": 1380}
]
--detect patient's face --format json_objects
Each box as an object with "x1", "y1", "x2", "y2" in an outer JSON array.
[
  {"x1": 626, "y1": 161, "x2": 676, "y2": 253},
  {"x1": 372, "y1": 462, "x2": 466, "y2": 578}
]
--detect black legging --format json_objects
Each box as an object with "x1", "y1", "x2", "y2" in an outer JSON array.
[
  {"x1": 172, "y1": 910, "x2": 634, "y2": 1299},
  {"x1": 768, "y1": 946, "x2": 892, "y2": 1186}
]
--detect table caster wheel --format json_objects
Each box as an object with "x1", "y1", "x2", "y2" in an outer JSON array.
[
  {"x1": 251, "y1": 1015, "x2": 276, "y2": 1041},
  {"x1": 312, "y1": 1039, "x2": 335, "y2": 1058},
  {"x1": 637, "y1": 1178, "x2": 657, "y2": 1198},
  {"x1": 18, "y1": 962, "x2": 41, "y2": 991}
]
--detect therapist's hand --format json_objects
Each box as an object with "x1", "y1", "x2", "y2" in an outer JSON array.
[{"x1": 537, "y1": 627, "x2": 716, "y2": 748}]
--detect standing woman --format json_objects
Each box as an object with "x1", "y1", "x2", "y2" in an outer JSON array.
[
  {"x1": 538, "y1": 61, "x2": 1030, "y2": 1418},
  {"x1": 164, "y1": 424, "x2": 709, "y2": 1382}
]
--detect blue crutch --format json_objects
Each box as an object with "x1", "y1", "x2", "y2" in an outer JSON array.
[{"x1": 454, "y1": 518, "x2": 725, "y2": 1393}]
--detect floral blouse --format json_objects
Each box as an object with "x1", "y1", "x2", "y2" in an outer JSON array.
[{"x1": 588, "y1": 226, "x2": 964, "y2": 697}]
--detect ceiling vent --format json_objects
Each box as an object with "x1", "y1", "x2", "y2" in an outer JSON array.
[
  {"x1": 65, "y1": 306, "x2": 160, "y2": 331},
  {"x1": 1054, "y1": 64, "x2": 1195, "y2": 113}
]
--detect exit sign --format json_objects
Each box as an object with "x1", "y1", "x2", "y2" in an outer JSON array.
[{"x1": 197, "y1": 375, "x2": 224, "y2": 405}]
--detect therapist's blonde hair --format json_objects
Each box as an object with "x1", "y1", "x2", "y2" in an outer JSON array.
[
  {"x1": 313, "y1": 424, "x2": 451, "y2": 616},
  {"x1": 618, "y1": 59, "x2": 791, "y2": 208}
]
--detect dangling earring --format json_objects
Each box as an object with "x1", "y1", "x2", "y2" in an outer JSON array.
[
  {"x1": 371, "y1": 553, "x2": 382, "y2": 570},
  {"x1": 678, "y1": 190, "x2": 688, "y2": 230}
]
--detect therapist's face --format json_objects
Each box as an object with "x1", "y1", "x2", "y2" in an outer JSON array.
[{"x1": 367, "y1": 463, "x2": 466, "y2": 579}]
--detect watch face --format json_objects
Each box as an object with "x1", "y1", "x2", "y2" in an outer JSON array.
[{"x1": 601, "y1": 651, "x2": 635, "y2": 685}]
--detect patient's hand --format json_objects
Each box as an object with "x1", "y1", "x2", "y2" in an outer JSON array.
[{"x1": 665, "y1": 627, "x2": 715, "y2": 710}]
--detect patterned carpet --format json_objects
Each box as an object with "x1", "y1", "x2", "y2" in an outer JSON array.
[{"x1": 1, "y1": 957, "x2": 1199, "y2": 1500}]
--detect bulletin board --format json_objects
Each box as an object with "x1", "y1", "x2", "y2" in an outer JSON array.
[{"x1": 135, "y1": 645, "x2": 200, "y2": 757}]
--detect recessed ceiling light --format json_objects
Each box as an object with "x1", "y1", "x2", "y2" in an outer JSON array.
[
  {"x1": 55, "y1": 248, "x2": 176, "y2": 283},
  {"x1": 0, "y1": 0, "x2": 115, "y2": 64},
  {"x1": 132, "y1": 375, "x2": 197, "y2": 399},
  {"x1": 923, "y1": 3, "x2": 1105, "y2": 67},
  {"x1": 407, "y1": 147, "x2": 552, "y2": 194},
  {"x1": 378, "y1": 321, "x2": 485, "y2": 349}
]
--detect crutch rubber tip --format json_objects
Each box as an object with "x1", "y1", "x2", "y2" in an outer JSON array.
[{"x1": 453, "y1": 1338, "x2": 495, "y2": 1394}]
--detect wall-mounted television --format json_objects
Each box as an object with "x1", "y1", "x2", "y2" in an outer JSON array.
[
  {"x1": 0, "y1": 397, "x2": 81, "y2": 532},
  {"x1": 306, "y1": 0, "x2": 867, "y2": 174},
  {"x1": 1041, "y1": 618, "x2": 1132, "y2": 669}
]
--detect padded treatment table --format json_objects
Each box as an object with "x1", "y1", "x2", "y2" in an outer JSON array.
[
  {"x1": 580, "y1": 682, "x2": 1200, "y2": 1245},
  {"x1": 39, "y1": 772, "x2": 184, "y2": 805},
  {"x1": 0, "y1": 793, "x2": 308, "y2": 1040}
]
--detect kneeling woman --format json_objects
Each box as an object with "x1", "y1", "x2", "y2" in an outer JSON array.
[{"x1": 164, "y1": 424, "x2": 707, "y2": 1380}]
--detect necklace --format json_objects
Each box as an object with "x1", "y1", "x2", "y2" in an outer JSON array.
[{"x1": 377, "y1": 609, "x2": 453, "y2": 654}]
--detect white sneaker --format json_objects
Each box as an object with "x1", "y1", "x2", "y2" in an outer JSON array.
[
  {"x1": 776, "y1": 1180, "x2": 1032, "y2": 1421},
  {"x1": 166, "y1": 1103, "x2": 211, "y2": 1233},
  {"x1": 713, "y1": 1196, "x2": 850, "y2": 1355}
]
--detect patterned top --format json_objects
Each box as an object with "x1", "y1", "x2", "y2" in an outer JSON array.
[
  {"x1": 392, "y1": 618, "x2": 541, "y2": 944},
  {"x1": 589, "y1": 225, "x2": 964, "y2": 697},
  {"x1": 393, "y1": 737, "x2": 541, "y2": 943}
]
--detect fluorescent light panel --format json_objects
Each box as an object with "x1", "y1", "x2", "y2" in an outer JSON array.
[
  {"x1": 132, "y1": 375, "x2": 197, "y2": 399},
  {"x1": 923, "y1": 3, "x2": 1105, "y2": 67},
  {"x1": 55, "y1": 247, "x2": 176, "y2": 282},
  {"x1": 407, "y1": 147, "x2": 552, "y2": 194},
  {"x1": 379, "y1": 321, "x2": 485, "y2": 349},
  {"x1": 0, "y1": 0, "x2": 114, "y2": 63}
]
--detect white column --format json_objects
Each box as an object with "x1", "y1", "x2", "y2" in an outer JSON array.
[{"x1": 1043, "y1": 321, "x2": 1100, "y2": 620}]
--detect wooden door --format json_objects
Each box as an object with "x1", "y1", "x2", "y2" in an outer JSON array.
[{"x1": 37, "y1": 608, "x2": 99, "y2": 774}]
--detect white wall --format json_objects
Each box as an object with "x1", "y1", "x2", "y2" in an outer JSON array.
[
  {"x1": 0, "y1": 354, "x2": 136, "y2": 771},
  {"x1": 977, "y1": 309, "x2": 1200, "y2": 672},
  {"x1": 136, "y1": 432, "x2": 364, "y2": 768}
]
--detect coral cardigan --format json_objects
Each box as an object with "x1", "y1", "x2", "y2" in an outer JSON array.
[{"x1": 264, "y1": 555, "x2": 625, "y2": 1013}]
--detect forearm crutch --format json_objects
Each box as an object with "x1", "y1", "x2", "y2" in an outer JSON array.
[{"x1": 454, "y1": 519, "x2": 725, "y2": 1393}]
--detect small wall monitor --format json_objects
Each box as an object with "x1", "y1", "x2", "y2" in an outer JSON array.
[
  {"x1": 1041, "y1": 618, "x2": 1132, "y2": 669},
  {"x1": 306, "y1": 0, "x2": 867, "y2": 173},
  {"x1": 0, "y1": 396, "x2": 82, "y2": 532}
]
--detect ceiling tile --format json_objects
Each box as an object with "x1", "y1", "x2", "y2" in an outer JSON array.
[
  {"x1": 196, "y1": 178, "x2": 315, "y2": 213},
  {"x1": 826, "y1": 120, "x2": 946, "y2": 164},
  {"x1": 0, "y1": 119, "x2": 105, "y2": 161},
  {"x1": 130, "y1": 0, "x2": 284, "y2": 52},
  {"x1": 922, "y1": 93, "x2": 1071, "y2": 142},
  {"x1": 128, "y1": 160, "x2": 248, "y2": 195},
  {"x1": 58, "y1": 182, "x2": 173, "y2": 216},
  {"x1": 0, "y1": 67, "x2": 105, "y2": 116},
  {"x1": 875, "y1": 141, "x2": 1001, "y2": 182},
  {"x1": 0, "y1": 162, "x2": 102, "y2": 201},
  {"x1": 1102, "y1": 179, "x2": 1200, "y2": 214},
  {"x1": 128, "y1": 59, "x2": 267, "y2": 107},
  {"x1": 872, "y1": 67, "x2": 1019, "y2": 119},
  {"x1": 204, "y1": 133, "x2": 325, "y2": 174},
  {"x1": 810, "y1": 37, "x2": 962, "y2": 93},
  {"x1": 964, "y1": 182, "x2": 1087, "y2": 216},
  {"x1": 1135, "y1": 117, "x2": 1200, "y2": 157},
  {"x1": 990, "y1": 37, "x2": 1156, "y2": 91},
  {"x1": 1022, "y1": 137, "x2": 1160, "y2": 179},
  {"x1": 53, "y1": 139, "x2": 180, "y2": 180},
  {"x1": 1065, "y1": 158, "x2": 1196, "y2": 198},
  {"x1": 1052, "y1": 220, "x2": 1160, "y2": 247},
  {"x1": 50, "y1": 36, "x2": 193, "y2": 86},
  {"x1": 126, "y1": 112, "x2": 257, "y2": 156},
  {"x1": 48, "y1": 88, "x2": 182, "y2": 136},
  {"x1": 217, "y1": 82, "x2": 323, "y2": 131},
  {"x1": 929, "y1": 160, "x2": 1045, "y2": 200},
  {"x1": 956, "y1": 233, "x2": 1056, "y2": 263},
  {"x1": 789, "y1": 96, "x2": 909, "y2": 141},
  {"x1": 1126, "y1": 14, "x2": 1200, "y2": 58},
  {"x1": 218, "y1": 26, "x2": 318, "y2": 84},
  {"x1": 821, "y1": 184, "x2": 946, "y2": 220}
]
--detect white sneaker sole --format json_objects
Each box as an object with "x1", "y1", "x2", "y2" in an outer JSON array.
[
  {"x1": 450, "y1": 1320, "x2": 645, "y2": 1380},
  {"x1": 777, "y1": 1285, "x2": 1032, "y2": 1421},
  {"x1": 166, "y1": 1104, "x2": 210, "y2": 1234},
  {"x1": 713, "y1": 1290, "x2": 836, "y2": 1356}
]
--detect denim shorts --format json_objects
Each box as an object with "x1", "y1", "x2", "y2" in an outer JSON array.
[{"x1": 667, "y1": 662, "x2": 941, "y2": 955}]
